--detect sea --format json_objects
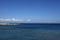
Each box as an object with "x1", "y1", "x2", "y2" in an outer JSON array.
[{"x1": 0, "y1": 23, "x2": 60, "y2": 40}]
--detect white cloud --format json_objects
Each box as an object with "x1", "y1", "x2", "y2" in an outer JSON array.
[
  {"x1": 26, "y1": 19, "x2": 31, "y2": 22},
  {"x1": 0, "y1": 18, "x2": 32, "y2": 23},
  {"x1": 0, "y1": 18, "x2": 24, "y2": 22}
]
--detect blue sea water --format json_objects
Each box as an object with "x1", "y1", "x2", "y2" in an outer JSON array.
[{"x1": 0, "y1": 23, "x2": 60, "y2": 40}]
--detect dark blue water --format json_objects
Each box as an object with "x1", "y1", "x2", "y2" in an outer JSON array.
[{"x1": 0, "y1": 23, "x2": 60, "y2": 40}]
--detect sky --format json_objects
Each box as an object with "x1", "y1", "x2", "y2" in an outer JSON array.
[{"x1": 0, "y1": 0, "x2": 60, "y2": 23}]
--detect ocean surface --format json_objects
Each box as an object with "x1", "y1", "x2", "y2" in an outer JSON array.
[{"x1": 0, "y1": 23, "x2": 60, "y2": 40}]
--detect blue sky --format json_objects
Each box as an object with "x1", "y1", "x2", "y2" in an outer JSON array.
[{"x1": 0, "y1": 0, "x2": 60, "y2": 23}]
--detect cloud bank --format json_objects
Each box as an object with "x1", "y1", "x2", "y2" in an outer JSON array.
[
  {"x1": 0, "y1": 18, "x2": 23, "y2": 22},
  {"x1": 0, "y1": 18, "x2": 31, "y2": 23}
]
